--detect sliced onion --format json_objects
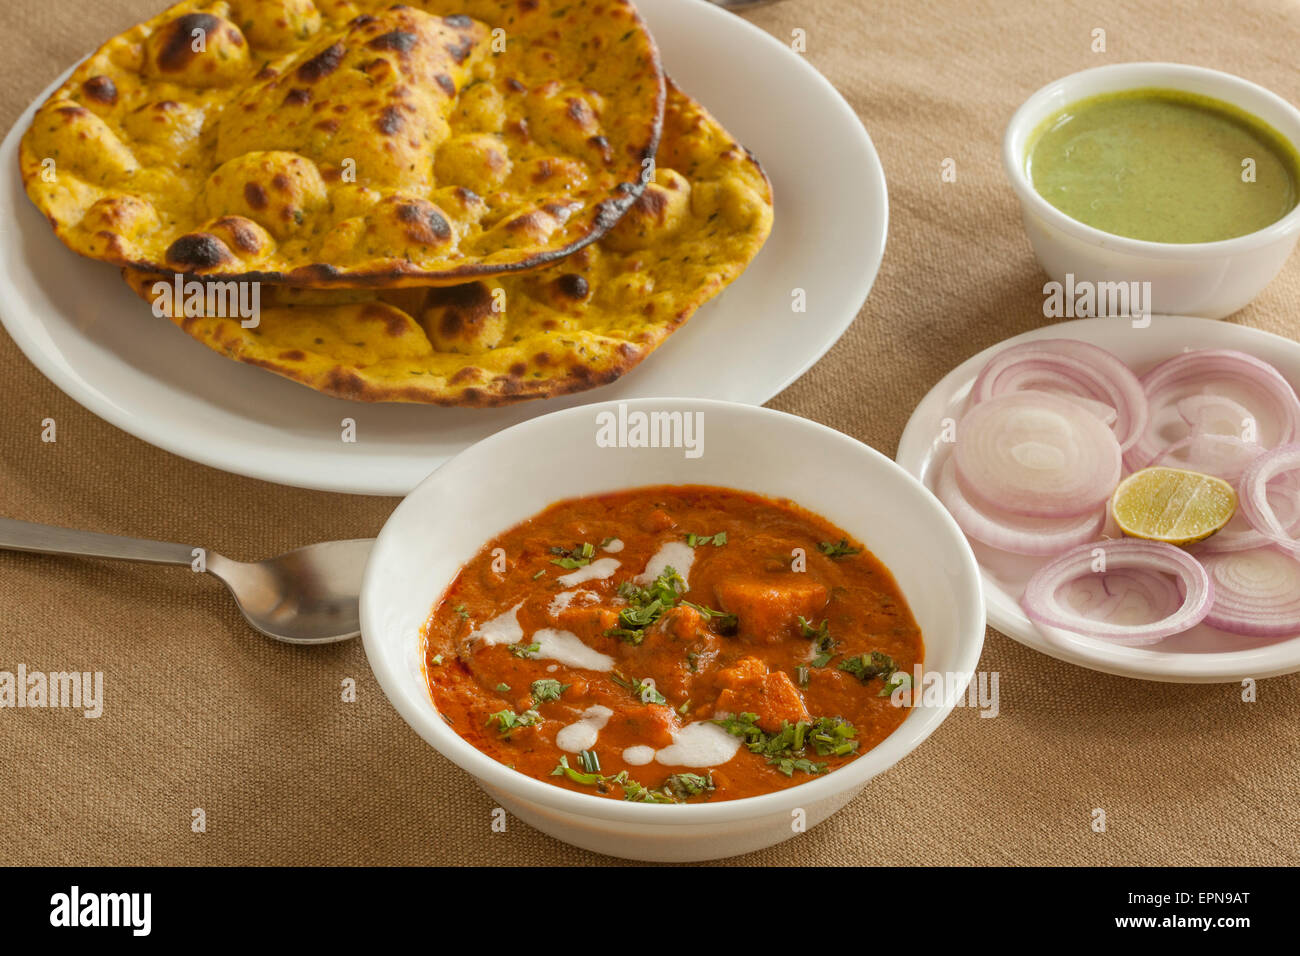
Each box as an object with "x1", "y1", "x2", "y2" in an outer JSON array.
[
  {"x1": 1022, "y1": 539, "x2": 1213, "y2": 645},
  {"x1": 971, "y1": 339, "x2": 1148, "y2": 453},
  {"x1": 1239, "y1": 443, "x2": 1300, "y2": 555},
  {"x1": 1177, "y1": 394, "x2": 1257, "y2": 438},
  {"x1": 1128, "y1": 350, "x2": 1300, "y2": 470},
  {"x1": 954, "y1": 390, "x2": 1122, "y2": 518},
  {"x1": 1196, "y1": 548, "x2": 1300, "y2": 637},
  {"x1": 1197, "y1": 473, "x2": 1300, "y2": 553},
  {"x1": 936, "y1": 456, "x2": 1105, "y2": 556},
  {"x1": 1153, "y1": 433, "x2": 1262, "y2": 483}
]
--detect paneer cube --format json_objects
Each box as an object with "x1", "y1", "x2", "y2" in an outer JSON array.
[
  {"x1": 555, "y1": 605, "x2": 620, "y2": 642},
  {"x1": 715, "y1": 658, "x2": 809, "y2": 733},
  {"x1": 713, "y1": 578, "x2": 829, "y2": 644}
]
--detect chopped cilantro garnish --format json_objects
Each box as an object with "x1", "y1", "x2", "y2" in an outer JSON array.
[
  {"x1": 818, "y1": 539, "x2": 862, "y2": 558},
  {"x1": 799, "y1": 617, "x2": 829, "y2": 640},
  {"x1": 799, "y1": 616, "x2": 838, "y2": 667},
  {"x1": 769, "y1": 757, "x2": 827, "y2": 777},
  {"x1": 625, "y1": 568, "x2": 686, "y2": 606},
  {"x1": 532, "y1": 569, "x2": 546, "y2": 580},
  {"x1": 685, "y1": 531, "x2": 728, "y2": 547},
  {"x1": 550, "y1": 542, "x2": 596, "y2": 569},
  {"x1": 681, "y1": 600, "x2": 738, "y2": 634},
  {"x1": 839, "y1": 651, "x2": 898, "y2": 683},
  {"x1": 634, "y1": 679, "x2": 667, "y2": 705},
  {"x1": 618, "y1": 776, "x2": 674, "y2": 803},
  {"x1": 530, "y1": 678, "x2": 568, "y2": 703},
  {"x1": 715, "y1": 711, "x2": 766, "y2": 746},
  {"x1": 508, "y1": 641, "x2": 540, "y2": 659},
  {"x1": 550, "y1": 755, "x2": 603, "y2": 787},
  {"x1": 664, "y1": 772, "x2": 715, "y2": 800},
  {"x1": 612, "y1": 672, "x2": 668, "y2": 705},
  {"x1": 605, "y1": 567, "x2": 685, "y2": 644},
  {"x1": 806, "y1": 716, "x2": 859, "y2": 756},
  {"x1": 879, "y1": 669, "x2": 912, "y2": 697},
  {"x1": 453, "y1": 604, "x2": 469, "y2": 620},
  {"x1": 714, "y1": 712, "x2": 858, "y2": 776},
  {"x1": 429, "y1": 655, "x2": 443, "y2": 667},
  {"x1": 487, "y1": 708, "x2": 540, "y2": 737},
  {"x1": 494, "y1": 682, "x2": 510, "y2": 693},
  {"x1": 548, "y1": 758, "x2": 706, "y2": 804}
]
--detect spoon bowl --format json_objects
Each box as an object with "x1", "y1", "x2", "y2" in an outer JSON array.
[{"x1": 207, "y1": 540, "x2": 374, "y2": 644}]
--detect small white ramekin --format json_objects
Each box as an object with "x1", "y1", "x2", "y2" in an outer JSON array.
[
  {"x1": 360, "y1": 398, "x2": 985, "y2": 862},
  {"x1": 1003, "y1": 62, "x2": 1300, "y2": 319}
]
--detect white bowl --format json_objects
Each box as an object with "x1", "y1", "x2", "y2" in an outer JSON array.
[
  {"x1": 360, "y1": 398, "x2": 985, "y2": 861},
  {"x1": 1003, "y1": 62, "x2": 1300, "y2": 319}
]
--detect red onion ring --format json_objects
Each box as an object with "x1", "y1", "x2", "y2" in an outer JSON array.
[
  {"x1": 954, "y1": 390, "x2": 1122, "y2": 518},
  {"x1": 936, "y1": 456, "x2": 1105, "y2": 556},
  {"x1": 1022, "y1": 539, "x2": 1213, "y2": 645},
  {"x1": 1196, "y1": 473, "x2": 1300, "y2": 554},
  {"x1": 1239, "y1": 443, "x2": 1300, "y2": 556},
  {"x1": 971, "y1": 339, "x2": 1148, "y2": 453},
  {"x1": 1128, "y1": 350, "x2": 1300, "y2": 471},
  {"x1": 1196, "y1": 548, "x2": 1300, "y2": 637}
]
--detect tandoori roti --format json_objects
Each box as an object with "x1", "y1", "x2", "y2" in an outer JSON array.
[
  {"x1": 124, "y1": 83, "x2": 774, "y2": 404},
  {"x1": 19, "y1": 0, "x2": 665, "y2": 286}
]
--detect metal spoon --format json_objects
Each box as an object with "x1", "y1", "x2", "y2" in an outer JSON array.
[{"x1": 0, "y1": 517, "x2": 372, "y2": 644}]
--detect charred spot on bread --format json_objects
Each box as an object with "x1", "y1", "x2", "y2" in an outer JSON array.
[
  {"x1": 368, "y1": 29, "x2": 418, "y2": 52},
  {"x1": 82, "y1": 76, "x2": 118, "y2": 104},
  {"x1": 157, "y1": 14, "x2": 223, "y2": 72},
  {"x1": 166, "y1": 233, "x2": 234, "y2": 269},
  {"x1": 297, "y1": 42, "x2": 346, "y2": 82},
  {"x1": 555, "y1": 273, "x2": 590, "y2": 300}
]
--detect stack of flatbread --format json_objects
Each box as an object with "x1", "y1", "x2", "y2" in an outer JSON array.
[{"x1": 20, "y1": 0, "x2": 773, "y2": 405}]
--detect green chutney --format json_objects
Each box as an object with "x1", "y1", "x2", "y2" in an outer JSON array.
[{"x1": 1026, "y1": 88, "x2": 1300, "y2": 243}]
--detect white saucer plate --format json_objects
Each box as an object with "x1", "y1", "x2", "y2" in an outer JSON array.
[
  {"x1": 0, "y1": 0, "x2": 887, "y2": 495},
  {"x1": 897, "y1": 315, "x2": 1300, "y2": 683}
]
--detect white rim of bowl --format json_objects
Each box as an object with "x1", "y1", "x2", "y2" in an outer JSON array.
[
  {"x1": 360, "y1": 398, "x2": 986, "y2": 825},
  {"x1": 1002, "y1": 62, "x2": 1300, "y2": 259}
]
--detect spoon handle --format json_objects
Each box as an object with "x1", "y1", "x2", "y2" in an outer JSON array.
[{"x1": 0, "y1": 517, "x2": 197, "y2": 566}]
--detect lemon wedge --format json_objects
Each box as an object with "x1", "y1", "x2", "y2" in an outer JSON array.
[{"x1": 1111, "y1": 466, "x2": 1238, "y2": 546}]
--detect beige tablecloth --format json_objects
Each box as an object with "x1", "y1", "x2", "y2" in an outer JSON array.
[{"x1": 2, "y1": 0, "x2": 1297, "y2": 866}]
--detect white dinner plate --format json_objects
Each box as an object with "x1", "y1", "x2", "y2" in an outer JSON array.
[
  {"x1": 0, "y1": 0, "x2": 887, "y2": 495},
  {"x1": 896, "y1": 315, "x2": 1300, "y2": 683}
]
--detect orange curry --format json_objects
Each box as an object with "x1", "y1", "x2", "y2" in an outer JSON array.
[{"x1": 423, "y1": 485, "x2": 923, "y2": 803}]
